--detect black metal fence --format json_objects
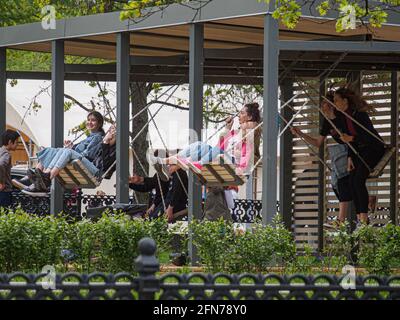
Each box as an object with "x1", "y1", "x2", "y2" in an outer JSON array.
[
  {"x1": 1, "y1": 238, "x2": 399, "y2": 300},
  {"x1": 10, "y1": 191, "x2": 267, "y2": 222}
]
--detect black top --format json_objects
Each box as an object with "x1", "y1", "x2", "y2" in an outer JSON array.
[
  {"x1": 319, "y1": 109, "x2": 384, "y2": 159},
  {"x1": 129, "y1": 174, "x2": 170, "y2": 208},
  {"x1": 92, "y1": 143, "x2": 116, "y2": 179},
  {"x1": 319, "y1": 110, "x2": 347, "y2": 144},
  {"x1": 165, "y1": 168, "x2": 188, "y2": 211}
]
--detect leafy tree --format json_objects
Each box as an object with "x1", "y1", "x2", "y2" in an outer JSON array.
[{"x1": 120, "y1": 0, "x2": 400, "y2": 32}]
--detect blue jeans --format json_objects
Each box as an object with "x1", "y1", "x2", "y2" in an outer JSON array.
[
  {"x1": 37, "y1": 147, "x2": 100, "y2": 177},
  {"x1": 0, "y1": 192, "x2": 11, "y2": 208},
  {"x1": 328, "y1": 144, "x2": 349, "y2": 191},
  {"x1": 177, "y1": 141, "x2": 233, "y2": 165}
]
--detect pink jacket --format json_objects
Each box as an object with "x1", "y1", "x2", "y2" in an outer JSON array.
[{"x1": 218, "y1": 128, "x2": 255, "y2": 172}]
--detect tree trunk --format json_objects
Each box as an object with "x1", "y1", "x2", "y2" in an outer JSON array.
[{"x1": 130, "y1": 82, "x2": 152, "y2": 204}]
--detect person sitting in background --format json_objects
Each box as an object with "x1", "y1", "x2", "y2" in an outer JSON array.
[
  {"x1": 13, "y1": 111, "x2": 106, "y2": 195},
  {"x1": 163, "y1": 164, "x2": 188, "y2": 223},
  {"x1": 129, "y1": 150, "x2": 170, "y2": 218},
  {"x1": 203, "y1": 186, "x2": 233, "y2": 222},
  {"x1": 0, "y1": 130, "x2": 20, "y2": 208}
]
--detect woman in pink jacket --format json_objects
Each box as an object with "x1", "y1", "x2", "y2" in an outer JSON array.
[{"x1": 150, "y1": 102, "x2": 261, "y2": 180}]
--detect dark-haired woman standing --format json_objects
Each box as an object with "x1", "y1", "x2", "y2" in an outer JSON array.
[
  {"x1": 333, "y1": 87, "x2": 385, "y2": 224},
  {"x1": 291, "y1": 92, "x2": 353, "y2": 228}
]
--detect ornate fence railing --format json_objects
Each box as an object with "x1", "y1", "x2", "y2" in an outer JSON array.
[
  {"x1": 0, "y1": 238, "x2": 399, "y2": 300},
  {"x1": 10, "y1": 191, "x2": 270, "y2": 223}
]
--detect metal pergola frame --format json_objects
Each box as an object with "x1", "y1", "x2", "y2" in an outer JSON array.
[{"x1": 0, "y1": 0, "x2": 399, "y2": 258}]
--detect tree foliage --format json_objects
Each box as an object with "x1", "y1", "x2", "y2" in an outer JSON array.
[{"x1": 120, "y1": 0, "x2": 400, "y2": 32}]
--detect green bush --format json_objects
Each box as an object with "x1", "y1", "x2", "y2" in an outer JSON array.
[
  {"x1": 323, "y1": 223, "x2": 400, "y2": 275},
  {"x1": 0, "y1": 209, "x2": 171, "y2": 274},
  {"x1": 356, "y1": 223, "x2": 400, "y2": 275},
  {"x1": 62, "y1": 218, "x2": 99, "y2": 273},
  {"x1": 0, "y1": 208, "x2": 66, "y2": 273},
  {"x1": 191, "y1": 216, "x2": 296, "y2": 273}
]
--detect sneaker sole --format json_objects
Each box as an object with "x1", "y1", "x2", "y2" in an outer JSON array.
[
  {"x1": 12, "y1": 179, "x2": 30, "y2": 190},
  {"x1": 323, "y1": 223, "x2": 338, "y2": 230},
  {"x1": 21, "y1": 189, "x2": 49, "y2": 197}
]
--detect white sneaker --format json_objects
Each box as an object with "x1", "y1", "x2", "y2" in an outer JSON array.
[{"x1": 148, "y1": 154, "x2": 162, "y2": 165}]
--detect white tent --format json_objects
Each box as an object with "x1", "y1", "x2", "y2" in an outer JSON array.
[{"x1": 6, "y1": 100, "x2": 39, "y2": 145}]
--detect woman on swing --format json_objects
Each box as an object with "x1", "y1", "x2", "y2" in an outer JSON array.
[
  {"x1": 291, "y1": 91, "x2": 352, "y2": 228},
  {"x1": 149, "y1": 102, "x2": 261, "y2": 180},
  {"x1": 292, "y1": 87, "x2": 385, "y2": 226},
  {"x1": 333, "y1": 87, "x2": 384, "y2": 225},
  {"x1": 13, "y1": 111, "x2": 109, "y2": 195}
]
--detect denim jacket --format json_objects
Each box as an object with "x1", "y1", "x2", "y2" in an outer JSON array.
[{"x1": 73, "y1": 131, "x2": 104, "y2": 162}]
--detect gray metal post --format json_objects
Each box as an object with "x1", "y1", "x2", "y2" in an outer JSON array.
[
  {"x1": 262, "y1": 14, "x2": 279, "y2": 225},
  {"x1": 50, "y1": 40, "x2": 65, "y2": 216},
  {"x1": 280, "y1": 79, "x2": 294, "y2": 230},
  {"x1": 390, "y1": 71, "x2": 399, "y2": 225},
  {"x1": 0, "y1": 48, "x2": 5, "y2": 135},
  {"x1": 318, "y1": 78, "x2": 326, "y2": 251},
  {"x1": 116, "y1": 32, "x2": 130, "y2": 203},
  {"x1": 188, "y1": 23, "x2": 204, "y2": 265}
]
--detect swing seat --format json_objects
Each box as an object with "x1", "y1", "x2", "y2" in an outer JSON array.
[
  {"x1": 57, "y1": 159, "x2": 101, "y2": 189},
  {"x1": 187, "y1": 156, "x2": 245, "y2": 187},
  {"x1": 368, "y1": 145, "x2": 396, "y2": 179}
]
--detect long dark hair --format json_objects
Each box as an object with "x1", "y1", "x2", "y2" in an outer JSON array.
[
  {"x1": 244, "y1": 102, "x2": 261, "y2": 123},
  {"x1": 87, "y1": 111, "x2": 105, "y2": 134},
  {"x1": 335, "y1": 87, "x2": 371, "y2": 112}
]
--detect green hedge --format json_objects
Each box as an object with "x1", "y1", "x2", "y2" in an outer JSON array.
[
  {"x1": 0, "y1": 208, "x2": 400, "y2": 275},
  {"x1": 0, "y1": 208, "x2": 171, "y2": 273}
]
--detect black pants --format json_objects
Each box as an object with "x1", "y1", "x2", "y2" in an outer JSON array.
[
  {"x1": 0, "y1": 192, "x2": 12, "y2": 208},
  {"x1": 332, "y1": 175, "x2": 352, "y2": 202},
  {"x1": 349, "y1": 148, "x2": 384, "y2": 215}
]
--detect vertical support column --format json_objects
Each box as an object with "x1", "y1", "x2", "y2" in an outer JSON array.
[
  {"x1": 0, "y1": 48, "x2": 6, "y2": 134},
  {"x1": 348, "y1": 71, "x2": 362, "y2": 94},
  {"x1": 116, "y1": 32, "x2": 130, "y2": 204},
  {"x1": 280, "y1": 79, "x2": 294, "y2": 230},
  {"x1": 188, "y1": 23, "x2": 204, "y2": 265},
  {"x1": 50, "y1": 40, "x2": 65, "y2": 216},
  {"x1": 390, "y1": 71, "x2": 399, "y2": 225},
  {"x1": 262, "y1": 14, "x2": 279, "y2": 225},
  {"x1": 318, "y1": 78, "x2": 327, "y2": 252}
]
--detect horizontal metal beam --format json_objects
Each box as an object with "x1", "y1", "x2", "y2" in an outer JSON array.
[
  {"x1": 0, "y1": 0, "x2": 269, "y2": 47},
  {"x1": 280, "y1": 40, "x2": 400, "y2": 53}
]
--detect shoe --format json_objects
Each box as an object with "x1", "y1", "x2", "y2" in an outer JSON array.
[
  {"x1": 34, "y1": 169, "x2": 51, "y2": 190},
  {"x1": 170, "y1": 252, "x2": 187, "y2": 266},
  {"x1": 323, "y1": 220, "x2": 342, "y2": 230},
  {"x1": 153, "y1": 163, "x2": 170, "y2": 182},
  {"x1": 21, "y1": 184, "x2": 50, "y2": 197},
  {"x1": 148, "y1": 154, "x2": 162, "y2": 165},
  {"x1": 12, "y1": 169, "x2": 35, "y2": 190}
]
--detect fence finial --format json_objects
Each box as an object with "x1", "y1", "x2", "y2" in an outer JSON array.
[{"x1": 135, "y1": 237, "x2": 160, "y2": 300}]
